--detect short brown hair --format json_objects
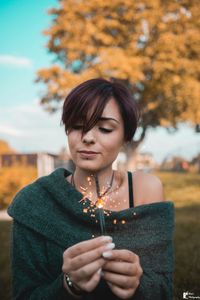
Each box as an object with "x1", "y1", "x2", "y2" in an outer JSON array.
[{"x1": 61, "y1": 78, "x2": 140, "y2": 142}]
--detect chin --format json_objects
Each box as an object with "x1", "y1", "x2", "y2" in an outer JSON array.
[{"x1": 76, "y1": 160, "x2": 103, "y2": 173}]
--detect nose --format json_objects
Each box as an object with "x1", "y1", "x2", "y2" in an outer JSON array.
[{"x1": 82, "y1": 129, "x2": 96, "y2": 144}]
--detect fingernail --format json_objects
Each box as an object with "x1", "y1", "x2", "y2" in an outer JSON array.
[
  {"x1": 100, "y1": 236, "x2": 113, "y2": 243},
  {"x1": 105, "y1": 243, "x2": 115, "y2": 250},
  {"x1": 97, "y1": 268, "x2": 102, "y2": 275},
  {"x1": 102, "y1": 251, "x2": 113, "y2": 258}
]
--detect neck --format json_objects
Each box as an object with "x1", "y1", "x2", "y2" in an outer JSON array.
[{"x1": 73, "y1": 167, "x2": 114, "y2": 199}]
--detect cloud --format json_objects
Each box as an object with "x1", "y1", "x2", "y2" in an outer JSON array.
[
  {"x1": 0, "y1": 55, "x2": 33, "y2": 68},
  {"x1": 0, "y1": 125, "x2": 23, "y2": 137},
  {"x1": 0, "y1": 100, "x2": 67, "y2": 153}
]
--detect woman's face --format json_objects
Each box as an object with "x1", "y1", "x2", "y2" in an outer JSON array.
[{"x1": 67, "y1": 97, "x2": 125, "y2": 173}]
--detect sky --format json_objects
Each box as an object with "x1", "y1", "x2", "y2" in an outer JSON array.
[{"x1": 0, "y1": 0, "x2": 199, "y2": 164}]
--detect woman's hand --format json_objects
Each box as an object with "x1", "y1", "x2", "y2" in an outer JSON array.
[
  {"x1": 62, "y1": 235, "x2": 115, "y2": 293},
  {"x1": 102, "y1": 249, "x2": 143, "y2": 299}
]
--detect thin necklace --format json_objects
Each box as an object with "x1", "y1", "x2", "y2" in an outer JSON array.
[
  {"x1": 94, "y1": 171, "x2": 115, "y2": 198},
  {"x1": 71, "y1": 171, "x2": 115, "y2": 198}
]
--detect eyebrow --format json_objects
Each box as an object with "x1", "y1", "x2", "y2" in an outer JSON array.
[{"x1": 98, "y1": 117, "x2": 120, "y2": 124}]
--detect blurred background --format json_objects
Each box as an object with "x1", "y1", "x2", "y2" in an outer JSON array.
[{"x1": 0, "y1": 1, "x2": 200, "y2": 299}]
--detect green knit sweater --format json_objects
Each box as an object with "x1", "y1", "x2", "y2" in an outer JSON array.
[{"x1": 7, "y1": 168, "x2": 175, "y2": 300}]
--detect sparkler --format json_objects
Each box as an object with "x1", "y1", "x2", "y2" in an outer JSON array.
[
  {"x1": 75, "y1": 172, "x2": 127, "y2": 235},
  {"x1": 96, "y1": 197, "x2": 106, "y2": 235},
  {"x1": 94, "y1": 173, "x2": 114, "y2": 236},
  {"x1": 78, "y1": 175, "x2": 108, "y2": 235}
]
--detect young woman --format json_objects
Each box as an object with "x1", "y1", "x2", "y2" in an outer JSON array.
[{"x1": 8, "y1": 78, "x2": 174, "y2": 300}]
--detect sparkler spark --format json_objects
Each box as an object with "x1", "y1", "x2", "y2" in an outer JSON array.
[
  {"x1": 75, "y1": 172, "x2": 127, "y2": 236},
  {"x1": 97, "y1": 198, "x2": 106, "y2": 235},
  {"x1": 96, "y1": 197, "x2": 103, "y2": 208}
]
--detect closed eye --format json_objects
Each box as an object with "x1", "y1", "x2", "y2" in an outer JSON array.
[
  {"x1": 99, "y1": 127, "x2": 113, "y2": 133},
  {"x1": 71, "y1": 125, "x2": 113, "y2": 133}
]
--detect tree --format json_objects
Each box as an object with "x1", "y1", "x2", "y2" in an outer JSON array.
[
  {"x1": 0, "y1": 140, "x2": 15, "y2": 154},
  {"x1": 0, "y1": 166, "x2": 37, "y2": 209},
  {"x1": 36, "y1": 0, "x2": 200, "y2": 155},
  {"x1": 0, "y1": 140, "x2": 37, "y2": 209}
]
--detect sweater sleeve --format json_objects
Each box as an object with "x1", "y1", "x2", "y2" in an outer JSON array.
[
  {"x1": 132, "y1": 269, "x2": 173, "y2": 300},
  {"x1": 10, "y1": 220, "x2": 75, "y2": 300},
  {"x1": 131, "y1": 240, "x2": 174, "y2": 299}
]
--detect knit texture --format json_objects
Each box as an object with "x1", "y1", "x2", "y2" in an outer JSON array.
[{"x1": 8, "y1": 168, "x2": 175, "y2": 300}]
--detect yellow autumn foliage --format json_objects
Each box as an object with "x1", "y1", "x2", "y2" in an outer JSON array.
[
  {"x1": 0, "y1": 140, "x2": 15, "y2": 154},
  {"x1": 36, "y1": 0, "x2": 200, "y2": 148},
  {"x1": 0, "y1": 165, "x2": 37, "y2": 209}
]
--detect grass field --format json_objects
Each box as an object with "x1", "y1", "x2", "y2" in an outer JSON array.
[
  {"x1": 0, "y1": 171, "x2": 200, "y2": 299},
  {"x1": 0, "y1": 220, "x2": 11, "y2": 300},
  {"x1": 156, "y1": 171, "x2": 200, "y2": 299}
]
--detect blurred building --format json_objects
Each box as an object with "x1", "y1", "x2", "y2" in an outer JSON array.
[
  {"x1": 0, "y1": 148, "x2": 75, "y2": 177},
  {"x1": 190, "y1": 153, "x2": 200, "y2": 173},
  {"x1": 160, "y1": 156, "x2": 190, "y2": 172},
  {"x1": 0, "y1": 153, "x2": 57, "y2": 177},
  {"x1": 147, "y1": 152, "x2": 200, "y2": 173},
  {"x1": 113, "y1": 151, "x2": 157, "y2": 172},
  {"x1": 127, "y1": 151, "x2": 157, "y2": 171}
]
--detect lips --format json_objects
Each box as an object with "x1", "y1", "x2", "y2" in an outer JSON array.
[
  {"x1": 78, "y1": 150, "x2": 100, "y2": 159},
  {"x1": 78, "y1": 150, "x2": 99, "y2": 154}
]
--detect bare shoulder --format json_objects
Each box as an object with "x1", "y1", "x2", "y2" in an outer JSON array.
[{"x1": 132, "y1": 170, "x2": 166, "y2": 206}]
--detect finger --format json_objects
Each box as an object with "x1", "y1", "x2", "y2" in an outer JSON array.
[
  {"x1": 79, "y1": 268, "x2": 102, "y2": 292},
  {"x1": 71, "y1": 258, "x2": 105, "y2": 281},
  {"x1": 66, "y1": 235, "x2": 112, "y2": 258},
  {"x1": 102, "y1": 271, "x2": 138, "y2": 289},
  {"x1": 102, "y1": 249, "x2": 139, "y2": 263},
  {"x1": 107, "y1": 282, "x2": 136, "y2": 299},
  {"x1": 71, "y1": 242, "x2": 115, "y2": 270},
  {"x1": 103, "y1": 261, "x2": 137, "y2": 276}
]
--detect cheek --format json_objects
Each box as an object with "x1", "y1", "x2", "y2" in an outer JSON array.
[
  {"x1": 103, "y1": 134, "x2": 124, "y2": 154},
  {"x1": 67, "y1": 133, "x2": 80, "y2": 154}
]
